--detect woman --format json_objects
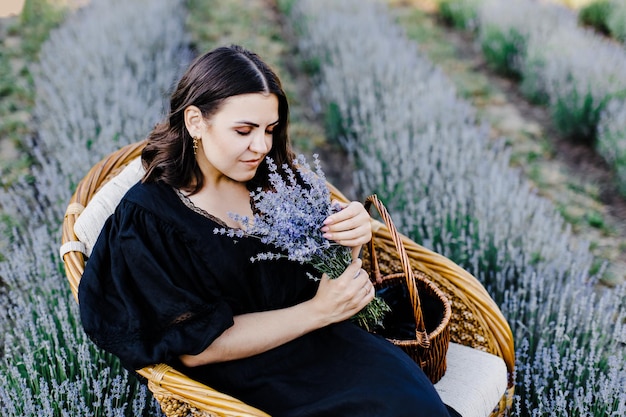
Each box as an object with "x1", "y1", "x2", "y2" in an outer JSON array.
[{"x1": 79, "y1": 45, "x2": 456, "y2": 417}]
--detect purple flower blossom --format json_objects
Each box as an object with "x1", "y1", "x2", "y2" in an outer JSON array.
[
  {"x1": 226, "y1": 154, "x2": 352, "y2": 276},
  {"x1": 215, "y1": 154, "x2": 390, "y2": 330}
]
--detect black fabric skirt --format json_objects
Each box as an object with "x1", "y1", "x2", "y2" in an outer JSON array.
[{"x1": 180, "y1": 321, "x2": 455, "y2": 417}]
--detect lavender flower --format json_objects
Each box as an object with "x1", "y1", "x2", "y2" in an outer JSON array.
[{"x1": 215, "y1": 154, "x2": 390, "y2": 330}]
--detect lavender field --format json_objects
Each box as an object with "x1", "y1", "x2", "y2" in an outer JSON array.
[{"x1": 0, "y1": 0, "x2": 624, "y2": 415}]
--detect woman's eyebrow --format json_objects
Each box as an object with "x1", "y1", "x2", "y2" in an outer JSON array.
[{"x1": 234, "y1": 120, "x2": 280, "y2": 127}]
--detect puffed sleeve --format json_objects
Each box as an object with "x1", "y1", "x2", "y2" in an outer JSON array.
[{"x1": 78, "y1": 199, "x2": 234, "y2": 370}]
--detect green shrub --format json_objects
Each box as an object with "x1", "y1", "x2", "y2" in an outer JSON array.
[
  {"x1": 519, "y1": 53, "x2": 550, "y2": 104},
  {"x1": 598, "y1": 98, "x2": 626, "y2": 196},
  {"x1": 438, "y1": 0, "x2": 479, "y2": 30},
  {"x1": 537, "y1": 24, "x2": 626, "y2": 144},
  {"x1": 19, "y1": 0, "x2": 67, "y2": 59},
  {"x1": 607, "y1": 0, "x2": 626, "y2": 41},
  {"x1": 480, "y1": 25, "x2": 525, "y2": 77},
  {"x1": 551, "y1": 87, "x2": 605, "y2": 144},
  {"x1": 578, "y1": 1, "x2": 613, "y2": 35}
]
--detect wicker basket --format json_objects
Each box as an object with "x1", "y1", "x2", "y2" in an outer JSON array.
[
  {"x1": 364, "y1": 195, "x2": 451, "y2": 383},
  {"x1": 61, "y1": 141, "x2": 515, "y2": 417}
]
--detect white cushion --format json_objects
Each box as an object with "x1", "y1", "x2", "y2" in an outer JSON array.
[
  {"x1": 74, "y1": 157, "x2": 145, "y2": 256},
  {"x1": 435, "y1": 342, "x2": 508, "y2": 417}
]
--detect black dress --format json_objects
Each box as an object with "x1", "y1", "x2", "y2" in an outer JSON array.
[{"x1": 79, "y1": 182, "x2": 455, "y2": 417}]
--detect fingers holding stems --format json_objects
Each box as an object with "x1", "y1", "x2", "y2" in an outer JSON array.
[
  {"x1": 314, "y1": 201, "x2": 376, "y2": 325},
  {"x1": 322, "y1": 200, "x2": 372, "y2": 248},
  {"x1": 313, "y1": 259, "x2": 374, "y2": 325}
]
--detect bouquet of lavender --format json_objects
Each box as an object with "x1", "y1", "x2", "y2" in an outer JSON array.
[{"x1": 215, "y1": 154, "x2": 390, "y2": 331}]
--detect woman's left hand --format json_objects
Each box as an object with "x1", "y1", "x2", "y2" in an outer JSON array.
[{"x1": 322, "y1": 201, "x2": 372, "y2": 258}]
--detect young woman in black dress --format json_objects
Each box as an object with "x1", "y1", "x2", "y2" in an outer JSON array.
[{"x1": 79, "y1": 45, "x2": 457, "y2": 417}]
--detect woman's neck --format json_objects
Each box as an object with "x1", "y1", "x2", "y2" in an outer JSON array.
[{"x1": 186, "y1": 181, "x2": 252, "y2": 228}]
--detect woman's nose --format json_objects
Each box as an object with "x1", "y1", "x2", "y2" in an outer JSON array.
[{"x1": 250, "y1": 131, "x2": 270, "y2": 153}]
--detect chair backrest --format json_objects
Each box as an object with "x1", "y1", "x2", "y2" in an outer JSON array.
[{"x1": 61, "y1": 141, "x2": 145, "y2": 300}]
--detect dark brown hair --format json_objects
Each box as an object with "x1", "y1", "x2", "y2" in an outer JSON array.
[{"x1": 142, "y1": 45, "x2": 294, "y2": 193}]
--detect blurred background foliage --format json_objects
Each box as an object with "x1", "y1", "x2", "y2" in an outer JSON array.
[{"x1": 0, "y1": 0, "x2": 624, "y2": 416}]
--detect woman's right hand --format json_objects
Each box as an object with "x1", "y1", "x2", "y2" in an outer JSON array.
[
  {"x1": 310, "y1": 258, "x2": 374, "y2": 326},
  {"x1": 180, "y1": 260, "x2": 374, "y2": 367}
]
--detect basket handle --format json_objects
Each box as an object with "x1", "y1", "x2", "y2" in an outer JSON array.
[{"x1": 364, "y1": 195, "x2": 429, "y2": 348}]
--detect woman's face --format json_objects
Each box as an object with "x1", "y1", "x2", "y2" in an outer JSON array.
[{"x1": 195, "y1": 93, "x2": 279, "y2": 184}]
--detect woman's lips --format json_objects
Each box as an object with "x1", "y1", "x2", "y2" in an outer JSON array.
[{"x1": 241, "y1": 158, "x2": 262, "y2": 167}]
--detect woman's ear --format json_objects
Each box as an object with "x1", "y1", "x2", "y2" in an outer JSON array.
[{"x1": 184, "y1": 105, "x2": 205, "y2": 137}]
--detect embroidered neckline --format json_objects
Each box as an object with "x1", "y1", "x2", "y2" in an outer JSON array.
[{"x1": 174, "y1": 188, "x2": 228, "y2": 227}]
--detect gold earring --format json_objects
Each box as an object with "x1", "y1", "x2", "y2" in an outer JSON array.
[{"x1": 192, "y1": 136, "x2": 200, "y2": 155}]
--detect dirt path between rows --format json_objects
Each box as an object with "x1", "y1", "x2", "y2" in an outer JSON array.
[
  {"x1": 388, "y1": 1, "x2": 626, "y2": 284},
  {"x1": 272, "y1": 0, "x2": 626, "y2": 284},
  {"x1": 463, "y1": 36, "x2": 626, "y2": 283}
]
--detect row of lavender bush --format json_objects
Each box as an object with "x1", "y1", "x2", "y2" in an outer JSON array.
[
  {"x1": 287, "y1": 0, "x2": 626, "y2": 415},
  {"x1": 580, "y1": 0, "x2": 626, "y2": 42},
  {"x1": 439, "y1": 0, "x2": 626, "y2": 196},
  {"x1": 0, "y1": 0, "x2": 190, "y2": 414}
]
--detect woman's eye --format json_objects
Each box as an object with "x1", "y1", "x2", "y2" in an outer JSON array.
[
  {"x1": 265, "y1": 129, "x2": 274, "y2": 135},
  {"x1": 235, "y1": 130, "x2": 251, "y2": 136}
]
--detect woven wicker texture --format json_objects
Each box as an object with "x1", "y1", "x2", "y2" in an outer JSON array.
[
  {"x1": 364, "y1": 195, "x2": 451, "y2": 383},
  {"x1": 61, "y1": 141, "x2": 515, "y2": 416}
]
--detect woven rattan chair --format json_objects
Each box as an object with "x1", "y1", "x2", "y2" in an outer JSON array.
[{"x1": 61, "y1": 141, "x2": 515, "y2": 417}]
